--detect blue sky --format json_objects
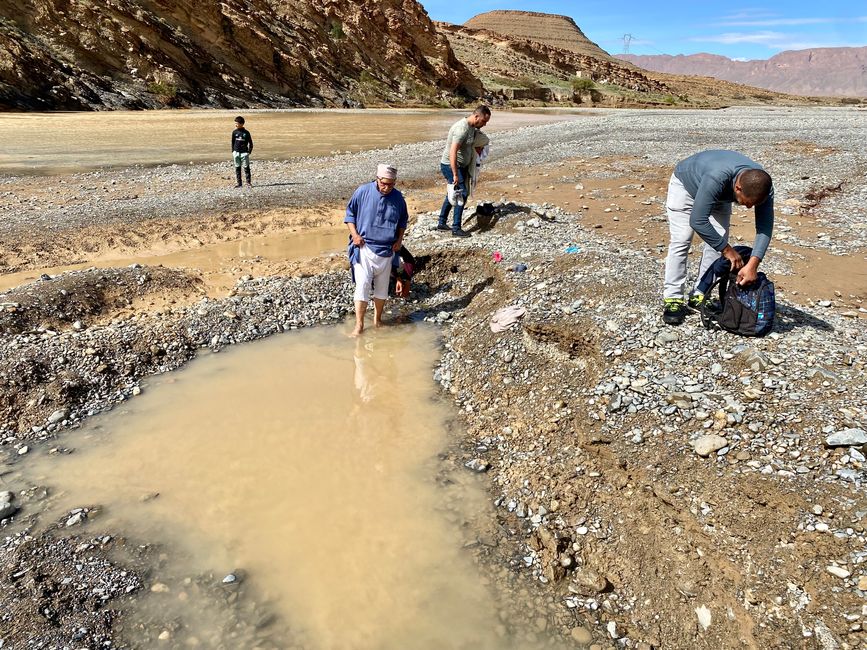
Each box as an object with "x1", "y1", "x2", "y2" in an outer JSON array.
[{"x1": 421, "y1": 1, "x2": 867, "y2": 60}]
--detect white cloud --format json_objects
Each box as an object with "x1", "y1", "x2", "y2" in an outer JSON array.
[
  {"x1": 691, "y1": 31, "x2": 865, "y2": 51},
  {"x1": 722, "y1": 9, "x2": 778, "y2": 20},
  {"x1": 720, "y1": 16, "x2": 867, "y2": 26},
  {"x1": 692, "y1": 31, "x2": 785, "y2": 45}
]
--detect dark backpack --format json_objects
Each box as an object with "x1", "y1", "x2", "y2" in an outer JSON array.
[{"x1": 700, "y1": 272, "x2": 775, "y2": 337}]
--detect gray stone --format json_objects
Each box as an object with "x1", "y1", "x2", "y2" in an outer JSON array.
[
  {"x1": 65, "y1": 512, "x2": 84, "y2": 527},
  {"x1": 48, "y1": 408, "x2": 68, "y2": 424},
  {"x1": 825, "y1": 428, "x2": 867, "y2": 447},
  {"x1": 0, "y1": 494, "x2": 17, "y2": 520},
  {"x1": 465, "y1": 458, "x2": 491, "y2": 473},
  {"x1": 808, "y1": 367, "x2": 841, "y2": 383}
]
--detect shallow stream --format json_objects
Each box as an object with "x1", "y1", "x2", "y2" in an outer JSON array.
[{"x1": 0, "y1": 227, "x2": 347, "y2": 293}]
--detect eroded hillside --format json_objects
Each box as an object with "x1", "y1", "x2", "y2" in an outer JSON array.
[{"x1": 0, "y1": 0, "x2": 482, "y2": 110}]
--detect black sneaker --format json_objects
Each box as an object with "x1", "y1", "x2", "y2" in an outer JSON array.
[
  {"x1": 432, "y1": 223, "x2": 450, "y2": 231},
  {"x1": 451, "y1": 229, "x2": 471, "y2": 238},
  {"x1": 662, "y1": 299, "x2": 687, "y2": 325}
]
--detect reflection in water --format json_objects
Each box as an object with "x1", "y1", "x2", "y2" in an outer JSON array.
[{"x1": 25, "y1": 325, "x2": 563, "y2": 649}]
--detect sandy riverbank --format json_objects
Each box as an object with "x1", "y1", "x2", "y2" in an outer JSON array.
[{"x1": 1, "y1": 107, "x2": 866, "y2": 649}]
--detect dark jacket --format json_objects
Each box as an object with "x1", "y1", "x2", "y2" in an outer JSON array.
[{"x1": 231, "y1": 128, "x2": 253, "y2": 154}]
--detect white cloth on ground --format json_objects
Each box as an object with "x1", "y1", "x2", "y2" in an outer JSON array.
[
  {"x1": 352, "y1": 244, "x2": 392, "y2": 302},
  {"x1": 490, "y1": 305, "x2": 526, "y2": 332}
]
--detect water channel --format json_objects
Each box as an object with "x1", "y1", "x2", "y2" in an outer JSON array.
[
  {"x1": 25, "y1": 325, "x2": 567, "y2": 649},
  {"x1": 0, "y1": 226, "x2": 348, "y2": 293}
]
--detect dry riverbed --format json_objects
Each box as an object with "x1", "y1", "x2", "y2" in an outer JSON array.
[{"x1": 1, "y1": 107, "x2": 866, "y2": 649}]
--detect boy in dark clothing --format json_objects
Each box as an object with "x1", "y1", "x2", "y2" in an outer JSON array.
[{"x1": 231, "y1": 116, "x2": 253, "y2": 187}]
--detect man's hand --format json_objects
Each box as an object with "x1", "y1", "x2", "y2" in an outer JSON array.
[
  {"x1": 351, "y1": 232, "x2": 365, "y2": 247},
  {"x1": 721, "y1": 245, "x2": 745, "y2": 271},
  {"x1": 392, "y1": 240, "x2": 402, "y2": 252},
  {"x1": 736, "y1": 257, "x2": 761, "y2": 286}
]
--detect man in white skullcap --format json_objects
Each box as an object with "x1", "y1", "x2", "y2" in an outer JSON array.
[{"x1": 345, "y1": 164, "x2": 409, "y2": 336}]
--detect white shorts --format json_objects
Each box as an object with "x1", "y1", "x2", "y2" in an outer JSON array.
[{"x1": 353, "y1": 244, "x2": 392, "y2": 302}]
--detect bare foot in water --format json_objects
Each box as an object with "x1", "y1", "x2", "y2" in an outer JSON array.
[{"x1": 350, "y1": 325, "x2": 364, "y2": 337}]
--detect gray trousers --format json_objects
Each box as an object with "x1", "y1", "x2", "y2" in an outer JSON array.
[{"x1": 663, "y1": 174, "x2": 731, "y2": 300}]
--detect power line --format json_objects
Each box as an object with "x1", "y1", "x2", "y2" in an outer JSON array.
[{"x1": 622, "y1": 33, "x2": 634, "y2": 54}]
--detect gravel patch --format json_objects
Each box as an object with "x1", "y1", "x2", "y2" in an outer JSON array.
[{"x1": 1, "y1": 105, "x2": 865, "y2": 648}]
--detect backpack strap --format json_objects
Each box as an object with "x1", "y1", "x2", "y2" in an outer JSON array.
[{"x1": 699, "y1": 273, "x2": 737, "y2": 330}]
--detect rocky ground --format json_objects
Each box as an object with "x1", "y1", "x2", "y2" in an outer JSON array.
[{"x1": 0, "y1": 107, "x2": 865, "y2": 649}]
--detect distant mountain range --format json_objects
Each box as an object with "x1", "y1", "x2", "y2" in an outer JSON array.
[{"x1": 619, "y1": 48, "x2": 867, "y2": 98}]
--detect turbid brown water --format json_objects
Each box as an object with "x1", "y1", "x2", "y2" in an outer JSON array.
[
  {"x1": 0, "y1": 108, "x2": 590, "y2": 175},
  {"x1": 0, "y1": 226, "x2": 348, "y2": 292},
  {"x1": 24, "y1": 325, "x2": 566, "y2": 649}
]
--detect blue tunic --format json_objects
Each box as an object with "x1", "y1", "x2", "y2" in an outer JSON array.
[
  {"x1": 675, "y1": 150, "x2": 774, "y2": 259},
  {"x1": 344, "y1": 181, "x2": 409, "y2": 258}
]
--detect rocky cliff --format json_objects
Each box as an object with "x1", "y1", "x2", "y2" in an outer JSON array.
[
  {"x1": 0, "y1": 0, "x2": 482, "y2": 110},
  {"x1": 620, "y1": 48, "x2": 867, "y2": 98},
  {"x1": 438, "y1": 21, "x2": 670, "y2": 101},
  {"x1": 464, "y1": 10, "x2": 612, "y2": 60}
]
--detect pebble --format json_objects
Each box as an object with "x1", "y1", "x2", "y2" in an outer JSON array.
[
  {"x1": 570, "y1": 626, "x2": 593, "y2": 644},
  {"x1": 826, "y1": 566, "x2": 851, "y2": 579},
  {"x1": 692, "y1": 435, "x2": 727, "y2": 457},
  {"x1": 48, "y1": 409, "x2": 68, "y2": 424},
  {"x1": 65, "y1": 512, "x2": 84, "y2": 526},
  {"x1": 695, "y1": 605, "x2": 712, "y2": 630},
  {"x1": 465, "y1": 458, "x2": 491, "y2": 473}
]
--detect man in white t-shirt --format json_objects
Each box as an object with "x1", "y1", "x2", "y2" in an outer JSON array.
[{"x1": 435, "y1": 105, "x2": 491, "y2": 238}]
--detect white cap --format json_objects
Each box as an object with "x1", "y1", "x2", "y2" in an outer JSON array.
[{"x1": 376, "y1": 164, "x2": 397, "y2": 179}]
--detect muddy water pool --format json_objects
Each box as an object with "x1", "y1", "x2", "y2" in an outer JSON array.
[
  {"x1": 25, "y1": 325, "x2": 566, "y2": 649},
  {"x1": 1, "y1": 108, "x2": 590, "y2": 175}
]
